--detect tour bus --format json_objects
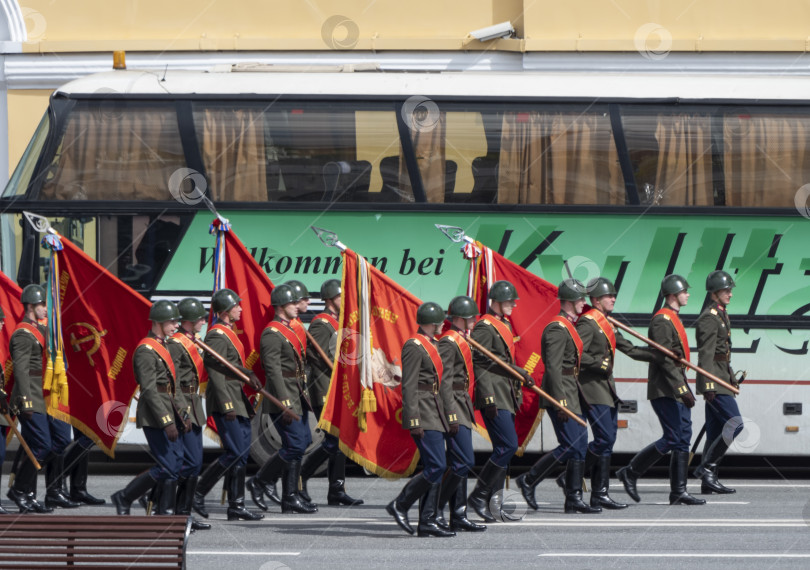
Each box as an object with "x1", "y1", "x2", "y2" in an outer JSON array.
[{"x1": 1, "y1": 65, "x2": 808, "y2": 462}]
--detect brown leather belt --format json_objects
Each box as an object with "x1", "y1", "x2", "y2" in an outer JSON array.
[
  {"x1": 155, "y1": 384, "x2": 173, "y2": 394},
  {"x1": 30, "y1": 370, "x2": 42, "y2": 376},
  {"x1": 714, "y1": 354, "x2": 730, "y2": 362},
  {"x1": 282, "y1": 371, "x2": 302, "y2": 378},
  {"x1": 179, "y1": 385, "x2": 197, "y2": 394},
  {"x1": 453, "y1": 381, "x2": 469, "y2": 391},
  {"x1": 562, "y1": 368, "x2": 576, "y2": 376},
  {"x1": 418, "y1": 383, "x2": 439, "y2": 394}
]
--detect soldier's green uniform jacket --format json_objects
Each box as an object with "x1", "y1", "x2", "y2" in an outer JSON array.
[
  {"x1": 9, "y1": 318, "x2": 47, "y2": 414},
  {"x1": 696, "y1": 302, "x2": 737, "y2": 397},
  {"x1": 647, "y1": 310, "x2": 690, "y2": 401},
  {"x1": 471, "y1": 312, "x2": 522, "y2": 413},
  {"x1": 438, "y1": 328, "x2": 474, "y2": 429},
  {"x1": 577, "y1": 310, "x2": 658, "y2": 407},
  {"x1": 204, "y1": 324, "x2": 253, "y2": 418},
  {"x1": 261, "y1": 317, "x2": 311, "y2": 416},
  {"x1": 401, "y1": 334, "x2": 449, "y2": 432},
  {"x1": 134, "y1": 333, "x2": 181, "y2": 429},
  {"x1": 167, "y1": 334, "x2": 205, "y2": 427},
  {"x1": 306, "y1": 312, "x2": 338, "y2": 409},
  {"x1": 541, "y1": 312, "x2": 587, "y2": 415}
]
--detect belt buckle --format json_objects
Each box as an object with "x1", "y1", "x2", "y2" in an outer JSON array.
[{"x1": 432, "y1": 381, "x2": 438, "y2": 394}]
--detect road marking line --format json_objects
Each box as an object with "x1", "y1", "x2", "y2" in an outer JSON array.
[
  {"x1": 376, "y1": 521, "x2": 804, "y2": 527},
  {"x1": 651, "y1": 501, "x2": 750, "y2": 505},
  {"x1": 189, "y1": 551, "x2": 300, "y2": 556},
  {"x1": 635, "y1": 483, "x2": 810, "y2": 488},
  {"x1": 540, "y1": 553, "x2": 810, "y2": 558}
]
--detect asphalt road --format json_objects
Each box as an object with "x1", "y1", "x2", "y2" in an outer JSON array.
[{"x1": 3, "y1": 473, "x2": 810, "y2": 569}]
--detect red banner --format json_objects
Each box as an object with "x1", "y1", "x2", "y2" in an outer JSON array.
[
  {"x1": 55, "y1": 236, "x2": 150, "y2": 457},
  {"x1": 0, "y1": 271, "x2": 23, "y2": 392},
  {"x1": 319, "y1": 248, "x2": 421, "y2": 478},
  {"x1": 467, "y1": 242, "x2": 560, "y2": 455}
]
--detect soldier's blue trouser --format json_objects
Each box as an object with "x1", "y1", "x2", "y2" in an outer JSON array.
[
  {"x1": 587, "y1": 404, "x2": 618, "y2": 456},
  {"x1": 143, "y1": 426, "x2": 183, "y2": 481},
  {"x1": 447, "y1": 425, "x2": 475, "y2": 476},
  {"x1": 549, "y1": 410, "x2": 588, "y2": 461},
  {"x1": 179, "y1": 424, "x2": 203, "y2": 478},
  {"x1": 413, "y1": 430, "x2": 447, "y2": 483},
  {"x1": 271, "y1": 409, "x2": 312, "y2": 462},
  {"x1": 313, "y1": 405, "x2": 339, "y2": 455},
  {"x1": 21, "y1": 413, "x2": 72, "y2": 462},
  {"x1": 482, "y1": 409, "x2": 518, "y2": 468},
  {"x1": 705, "y1": 395, "x2": 743, "y2": 445},
  {"x1": 212, "y1": 413, "x2": 252, "y2": 468},
  {"x1": 651, "y1": 397, "x2": 692, "y2": 453}
]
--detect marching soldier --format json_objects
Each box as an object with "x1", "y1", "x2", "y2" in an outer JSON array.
[
  {"x1": 517, "y1": 279, "x2": 600, "y2": 514},
  {"x1": 436, "y1": 296, "x2": 486, "y2": 532},
  {"x1": 694, "y1": 270, "x2": 742, "y2": 494},
  {"x1": 617, "y1": 274, "x2": 705, "y2": 506},
  {"x1": 112, "y1": 300, "x2": 185, "y2": 516},
  {"x1": 0, "y1": 306, "x2": 8, "y2": 514},
  {"x1": 250, "y1": 284, "x2": 315, "y2": 514},
  {"x1": 467, "y1": 280, "x2": 533, "y2": 523},
  {"x1": 387, "y1": 302, "x2": 455, "y2": 538},
  {"x1": 299, "y1": 279, "x2": 364, "y2": 507},
  {"x1": 7, "y1": 284, "x2": 76, "y2": 513},
  {"x1": 193, "y1": 288, "x2": 264, "y2": 521},
  {"x1": 167, "y1": 298, "x2": 212, "y2": 530},
  {"x1": 63, "y1": 430, "x2": 106, "y2": 505}
]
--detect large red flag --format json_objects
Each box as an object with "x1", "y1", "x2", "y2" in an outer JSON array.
[
  {"x1": 206, "y1": 220, "x2": 274, "y2": 439},
  {"x1": 0, "y1": 271, "x2": 23, "y2": 392},
  {"x1": 466, "y1": 241, "x2": 560, "y2": 455},
  {"x1": 51, "y1": 235, "x2": 150, "y2": 456},
  {"x1": 319, "y1": 248, "x2": 421, "y2": 478}
]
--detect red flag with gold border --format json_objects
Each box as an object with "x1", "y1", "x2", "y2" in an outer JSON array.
[
  {"x1": 466, "y1": 241, "x2": 559, "y2": 455},
  {"x1": 319, "y1": 248, "x2": 420, "y2": 478},
  {"x1": 0, "y1": 271, "x2": 23, "y2": 412}
]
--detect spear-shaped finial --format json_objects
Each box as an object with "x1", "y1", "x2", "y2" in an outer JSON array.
[
  {"x1": 23, "y1": 211, "x2": 57, "y2": 234},
  {"x1": 434, "y1": 224, "x2": 474, "y2": 244},
  {"x1": 311, "y1": 226, "x2": 346, "y2": 251}
]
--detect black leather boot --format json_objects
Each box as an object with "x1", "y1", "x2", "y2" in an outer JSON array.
[
  {"x1": 467, "y1": 460, "x2": 502, "y2": 523},
  {"x1": 447, "y1": 474, "x2": 486, "y2": 532},
  {"x1": 669, "y1": 450, "x2": 706, "y2": 505},
  {"x1": 616, "y1": 443, "x2": 665, "y2": 503},
  {"x1": 435, "y1": 470, "x2": 456, "y2": 531},
  {"x1": 386, "y1": 472, "x2": 431, "y2": 535},
  {"x1": 176, "y1": 477, "x2": 211, "y2": 530},
  {"x1": 112, "y1": 471, "x2": 157, "y2": 515},
  {"x1": 280, "y1": 459, "x2": 318, "y2": 514},
  {"x1": 298, "y1": 446, "x2": 330, "y2": 503},
  {"x1": 326, "y1": 452, "x2": 364, "y2": 506},
  {"x1": 0, "y1": 501, "x2": 8, "y2": 515},
  {"x1": 590, "y1": 452, "x2": 627, "y2": 510},
  {"x1": 694, "y1": 437, "x2": 736, "y2": 495},
  {"x1": 564, "y1": 460, "x2": 602, "y2": 514},
  {"x1": 8, "y1": 456, "x2": 52, "y2": 513},
  {"x1": 45, "y1": 454, "x2": 80, "y2": 509},
  {"x1": 417, "y1": 482, "x2": 456, "y2": 537},
  {"x1": 248, "y1": 453, "x2": 284, "y2": 511},
  {"x1": 193, "y1": 460, "x2": 229, "y2": 518},
  {"x1": 154, "y1": 479, "x2": 178, "y2": 515},
  {"x1": 515, "y1": 451, "x2": 558, "y2": 510},
  {"x1": 65, "y1": 443, "x2": 106, "y2": 505},
  {"x1": 227, "y1": 464, "x2": 265, "y2": 521}
]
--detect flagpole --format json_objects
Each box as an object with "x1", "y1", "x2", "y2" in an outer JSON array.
[{"x1": 3, "y1": 413, "x2": 42, "y2": 470}]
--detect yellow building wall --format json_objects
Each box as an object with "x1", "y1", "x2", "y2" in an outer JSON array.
[
  {"x1": 7, "y1": 90, "x2": 51, "y2": 174},
  {"x1": 18, "y1": 0, "x2": 810, "y2": 53}
]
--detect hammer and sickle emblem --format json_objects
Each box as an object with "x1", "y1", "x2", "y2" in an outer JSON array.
[{"x1": 68, "y1": 322, "x2": 108, "y2": 366}]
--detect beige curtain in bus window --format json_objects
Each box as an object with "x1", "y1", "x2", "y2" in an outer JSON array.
[
  {"x1": 497, "y1": 112, "x2": 623, "y2": 205},
  {"x1": 399, "y1": 111, "x2": 447, "y2": 203},
  {"x1": 653, "y1": 114, "x2": 713, "y2": 206},
  {"x1": 199, "y1": 108, "x2": 266, "y2": 202},
  {"x1": 723, "y1": 114, "x2": 810, "y2": 207},
  {"x1": 40, "y1": 107, "x2": 185, "y2": 200}
]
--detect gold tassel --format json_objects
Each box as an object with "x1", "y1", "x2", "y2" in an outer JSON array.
[
  {"x1": 357, "y1": 388, "x2": 377, "y2": 432},
  {"x1": 42, "y1": 355, "x2": 54, "y2": 393},
  {"x1": 55, "y1": 351, "x2": 68, "y2": 405}
]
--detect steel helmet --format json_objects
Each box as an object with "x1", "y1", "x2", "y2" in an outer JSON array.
[
  {"x1": 320, "y1": 279, "x2": 341, "y2": 301},
  {"x1": 661, "y1": 274, "x2": 690, "y2": 296},
  {"x1": 285, "y1": 280, "x2": 310, "y2": 302},
  {"x1": 587, "y1": 277, "x2": 617, "y2": 298},
  {"x1": 488, "y1": 280, "x2": 519, "y2": 302},
  {"x1": 177, "y1": 298, "x2": 208, "y2": 322},
  {"x1": 211, "y1": 288, "x2": 241, "y2": 313},
  {"x1": 447, "y1": 295, "x2": 479, "y2": 319},
  {"x1": 558, "y1": 279, "x2": 586, "y2": 302},
  {"x1": 271, "y1": 284, "x2": 296, "y2": 307},
  {"x1": 706, "y1": 270, "x2": 735, "y2": 292},
  {"x1": 149, "y1": 300, "x2": 180, "y2": 323},
  {"x1": 416, "y1": 302, "x2": 446, "y2": 326},
  {"x1": 21, "y1": 284, "x2": 46, "y2": 305}
]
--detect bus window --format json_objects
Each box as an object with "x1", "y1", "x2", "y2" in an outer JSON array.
[
  {"x1": 192, "y1": 102, "x2": 412, "y2": 203},
  {"x1": 38, "y1": 101, "x2": 186, "y2": 201},
  {"x1": 3, "y1": 113, "x2": 49, "y2": 198}
]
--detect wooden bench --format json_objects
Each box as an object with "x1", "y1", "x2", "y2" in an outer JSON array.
[{"x1": 0, "y1": 515, "x2": 191, "y2": 569}]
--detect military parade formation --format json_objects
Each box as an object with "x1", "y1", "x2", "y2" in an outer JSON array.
[{"x1": 0, "y1": 270, "x2": 743, "y2": 538}]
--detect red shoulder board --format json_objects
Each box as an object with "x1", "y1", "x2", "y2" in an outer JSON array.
[
  {"x1": 267, "y1": 322, "x2": 304, "y2": 358},
  {"x1": 313, "y1": 313, "x2": 339, "y2": 330},
  {"x1": 290, "y1": 319, "x2": 308, "y2": 356}
]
